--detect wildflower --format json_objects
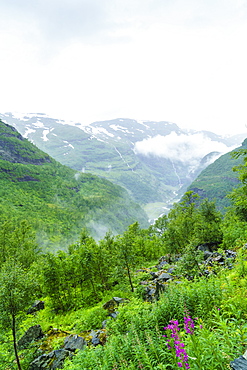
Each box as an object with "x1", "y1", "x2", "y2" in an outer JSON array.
[
  {"x1": 164, "y1": 319, "x2": 190, "y2": 369},
  {"x1": 184, "y1": 316, "x2": 195, "y2": 335}
]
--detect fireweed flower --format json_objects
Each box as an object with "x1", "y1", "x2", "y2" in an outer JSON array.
[
  {"x1": 184, "y1": 316, "x2": 195, "y2": 335},
  {"x1": 164, "y1": 319, "x2": 190, "y2": 369}
]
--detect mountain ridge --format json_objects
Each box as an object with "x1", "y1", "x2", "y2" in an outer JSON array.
[{"x1": 1, "y1": 112, "x2": 246, "y2": 220}]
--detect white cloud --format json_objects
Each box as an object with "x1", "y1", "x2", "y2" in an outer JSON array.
[
  {"x1": 0, "y1": 0, "x2": 247, "y2": 135},
  {"x1": 134, "y1": 132, "x2": 234, "y2": 164}
]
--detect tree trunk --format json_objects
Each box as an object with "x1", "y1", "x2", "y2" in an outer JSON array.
[
  {"x1": 126, "y1": 261, "x2": 134, "y2": 292},
  {"x1": 12, "y1": 314, "x2": 22, "y2": 370}
]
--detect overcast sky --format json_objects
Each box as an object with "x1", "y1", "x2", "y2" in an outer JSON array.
[{"x1": 1, "y1": 0, "x2": 247, "y2": 135}]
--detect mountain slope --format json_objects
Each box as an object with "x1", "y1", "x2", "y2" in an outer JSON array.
[
  {"x1": 0, "y1": 120, "x2": 148, "y2": 249},
  {"x1": 1, "y1": 113, "x2": 246, "y2": 220},
  {"x1": 187, "y1": 139, "x2": 247, "y2": 211}
]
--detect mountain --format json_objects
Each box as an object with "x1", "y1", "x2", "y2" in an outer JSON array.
[
  {"x1": 0, "y1": 120, "x2": 149, "y2": 249},
  {"x1": 187, "y1": 138, "x2": 247, "y2": 211},
  {"x1": 1, "y1": 112, "x2": 246, "y2": 220}
]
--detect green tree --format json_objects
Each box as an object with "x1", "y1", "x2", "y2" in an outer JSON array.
[
  {"x1": 162, "y1": 191, "x2": 200, "y2": 253},
  {"x1": 0, "y1": 261, "x2": 36, "y2": 370},
  {"x1": 195, "y1": 199, "x2": 223, "y2": 245},
  {"x1": 115, "y1": 222, "x2": 141, "y2": 292},
  {"x1": 0, "y1": 220, "x2": 39, "y2": 268},
  {"x1": 42, "y1": 252, "x2": 71, "y2": 312}
]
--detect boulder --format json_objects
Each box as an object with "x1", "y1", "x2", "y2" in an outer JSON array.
[
  {"x1": 64, "y1": 335, "x2": 87, "y2": 352},
  {"x1": 84, "y1": 329, "x2": 106, "y2": 346},
  {"x1": 18, "y1": 325, "x2": 44, "y2": 349},
  {"x1": 157, "y1": 272, "x2": 172, "y2": 282},
  {"x1": 103, "y1": 297, "x2": 125, "y2": 312},
  {"x1": 92, "y1": 336, "x2": 100, "y2": 346},
  {"x1": 27, "y1": 300, "x2": 45, "y2": 314},
  {"x1": 144, "y1": 280, "x2": 166, "y2": 302},
  {"x1": 230, "y1": 355, "x2": 247, "y2": 369},
  {"x1": 29, "y1": 349, "x2": 72, "y2": 370},
  {"x1": 197, "y1": 243, "x2": 218, "y2": 253}
]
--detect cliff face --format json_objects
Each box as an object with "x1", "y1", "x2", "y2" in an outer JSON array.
[{"x1": 0, "y1": 121, "x2": 51, "y2": 165}]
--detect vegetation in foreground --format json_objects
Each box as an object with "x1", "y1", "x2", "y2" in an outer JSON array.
[{"x1": 1, "y1": 149, "x2": 247, "y2": 369}]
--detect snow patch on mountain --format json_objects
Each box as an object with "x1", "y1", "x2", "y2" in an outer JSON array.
[
  {"x1": 109, "y1": 124, "x2": 134, "y2": 134},
  {"x1": 23, "y1": 127, "x2": 36, "y2": 138},
  {"x1": 42, "y1": 130, "x2": 50, "y2": 142},
  {"x1": 136, "y1": 120, "x2": 150, "y2": 128},
  {"x1": 33, "y1": 120, "x2": 45, "y2": 128},
  {"x1": 91, "y1": 126, "x2": 114, "y2": 137}
]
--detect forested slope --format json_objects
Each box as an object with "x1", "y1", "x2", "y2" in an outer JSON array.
[
  {"x1": 187, "y1": 138, "x2": 247, "y2": 211},
  {"x1": 0, "y1": 120, "x2": 148, "y2": 249}
]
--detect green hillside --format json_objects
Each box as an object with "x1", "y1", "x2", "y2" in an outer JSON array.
[
  {"x1": 0, "y1": 120, "x2": 148, "y2": 249},
  {"x1": 3, "y1": 113, "x2": 245, "y2": 221},
  {"x1": 187, "y1": 138, "x2": 247, "y2": 211},
  {"x1": 1, "y1": 127, "x2": 247, "y2": 369}
]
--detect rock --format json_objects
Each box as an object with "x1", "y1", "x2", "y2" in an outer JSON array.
[
  {"x1": 150, "y1": 271, "x2": 159, "y2": 279},
  {"x1": 230, "y1": 355, "x2": 247, "y2": 369},
  {"x1": 27, "y1": 300, "x2": 45, "y2": 314},
  {"x1": 157, "y1": 272, "x2": 172, "y2": 282},
  {"x1": 212, "y1": 253, "x2": 225, "y2": 263},
  {"x1": 103, "y1": 299, "x2": 117, "y2": 312},
  {"x1": 108, "y1": 311, "x2": 119, "y2": 319},
  {"x1": 29, "y1": 349, "x2": 72, "y2": 370},
  {"x1": 18, "y1": 325, "x2": 44, "y2": 349},
  {"x1": 64, "y1": 334, "x2": 87, "y2": 352},
  {"x1": 167, "y1": 267, "x2": 176, "y2": 274},
  {"x1": 225, "y1": 250, "x2": 237, "y2": 259},
  {"x1": 89, "y1": 329, "x2": 106, "y2": 346},
  {"x1": 144, "y1": 286, "x2": 156, "y2": 302},
  {"x1": 92, "y1": 336, "x2": 100, "y2": 345},
  {"x1": 197, "y1": 243, "x2": 218, "y2": 253},
  {"x1": 51, "y1": 350, "x2": 72, "y2": 369},
  {"x1": 203, "y1": 250, "x2": 213, "y2": 260},
  {"x1": 113, "y1": 297, "x2": 125, "y2": 304},
  {"x1": 102, "y1": 319, "x2": 108, "y2": 328},
  {"x1": 103, "y1": 297, "x2": 125, "y2": 312},
  {"x1": 144, "y1": 279, "x2": 166, "y2": 302},
  {"x1": 156, "y1": 260, "x2": 168, "y2": 270}
]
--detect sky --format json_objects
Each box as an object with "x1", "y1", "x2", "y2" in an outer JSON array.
[{"x1": 1, "y1": 0, "x2": 247, "y2": 135}]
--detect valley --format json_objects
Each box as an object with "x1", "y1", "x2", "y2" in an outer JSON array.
[
  {"x1": 0, "y1": 115, "x2": 247, "y2": 370},
  {"x1": 1, "y1": 112, "x2": 245, "y2": 220}
]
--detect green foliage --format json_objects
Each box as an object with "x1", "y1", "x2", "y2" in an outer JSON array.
[
  {"x1": 0, "y1": 120, "x2": 149, "y2": 250},
  {"x1": 1, "y1": 121, "x2": 247, "y2": 370},
  {"x1": 0, "y1": 261, "x2": 37, "y2": 370},
  {"x1": 229, "y1": 148, "x2": 247, "y2": 221},
  {"x1": 194, "y1": 199, "x2": 223, "y2": 244},
  {"x1": 151, "y1": 192, "x2": 223, "y2": 254},
  {"x1": 63, "y1": 276, "x2": 227, "y2": 370},
  {"x1": 174, "y1": 244, "x2": 205, "y2": 279},
  {"x1": 0, "y1": 219, "x2": 39, "y2": 268},
  {"x1": 187, "y1": 139, "x2": 247, "y2": 212},
  {"x1": 0, "y1": 262, "x2": 35, "y2": 325}
]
